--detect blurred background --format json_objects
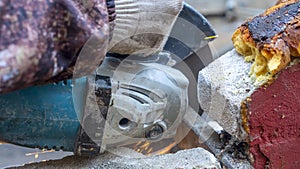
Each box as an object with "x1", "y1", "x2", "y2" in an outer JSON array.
[
  {"x1": 0, "y1": 0, "x2": 276, "y2": 168},
  {"x1": 185, "y1": 0, "x2": 275, "y2": 57}
]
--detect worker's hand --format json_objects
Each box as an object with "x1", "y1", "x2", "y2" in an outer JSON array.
[{"x1": 108, "y1": 0, "x2": 183, "y2": 56}]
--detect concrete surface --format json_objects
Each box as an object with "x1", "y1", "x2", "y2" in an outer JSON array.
[
  {"x1": 197, "y1": 49, "x2": 259, "y2": 139},
  {"x1": 15, "y1": 147, "x2": 221, "y2": 169}
]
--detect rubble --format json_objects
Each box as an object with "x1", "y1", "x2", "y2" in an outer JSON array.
[
  {"x1": 16, "y1": 147, "x2": 221, "y2": 169},
  {"x1": 183, "y1": 107, "x2": 253, "y2": 169}
]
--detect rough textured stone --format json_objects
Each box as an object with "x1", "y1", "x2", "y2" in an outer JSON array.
[
  {"x1": 16, "y1": 147, "x2": 221, "y2": 169},
  {"x1": 198, "y1": 49, "x2": 259, "y2": 139}
]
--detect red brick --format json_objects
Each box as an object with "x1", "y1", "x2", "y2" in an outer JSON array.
[{"x1": 248, "y1": 62, "x2": 300, "y2": 169}]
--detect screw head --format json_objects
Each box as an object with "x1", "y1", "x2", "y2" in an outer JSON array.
[{"x1": 145, "y1": 125, "x2": 164, "y2": 140}]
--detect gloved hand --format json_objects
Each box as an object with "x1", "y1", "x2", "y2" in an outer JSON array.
[{"x1": 109, "y1": 0, "x2": 183, "y2": 56}]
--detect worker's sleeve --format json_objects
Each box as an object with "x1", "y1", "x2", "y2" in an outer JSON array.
[
  {"x1": 0, "y1": 0, "x2": 183, "y2": 94},
  {"x1": 0, "y1": 0, "x2": 111, "y2": 93},
  {"x1": 109, "y1": 0, "x2": 183, "y2": 56}
]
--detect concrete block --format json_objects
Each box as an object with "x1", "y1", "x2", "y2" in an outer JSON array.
[{"x1": 198, "y1": 49, "x2": 258, "y2": 139}]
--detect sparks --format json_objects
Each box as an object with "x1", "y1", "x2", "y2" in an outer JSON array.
[
  {"x1": 153, "y1": 142, "x2": 177, "y2": 155},
  {"x1": 25, "y1": 149, "x2": 55, "y2": 157}
]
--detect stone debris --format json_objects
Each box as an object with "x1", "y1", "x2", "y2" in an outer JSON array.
[
  {"x1": 16, "y1": 147, "x2": 221, "y2": 169},
  {"x1": 183, "y1": 108, "x2": 253, "y2": 169}
]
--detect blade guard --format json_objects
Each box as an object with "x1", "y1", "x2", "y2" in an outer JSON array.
[{"x1": 164, "y1": 2, "x2": 217, "y2": 62}]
